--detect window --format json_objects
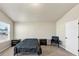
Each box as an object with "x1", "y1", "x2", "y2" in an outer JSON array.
[{"x1": 0, "y1": 21, "x2": 10, "y2": 42}]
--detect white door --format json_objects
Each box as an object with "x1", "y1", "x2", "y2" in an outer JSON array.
[
  {"x1": 65, "y1": 20, "x2": 78, "y2": 55},
  {"x1": 78, "y1": 19, "x2": 79, "y2": 55}
]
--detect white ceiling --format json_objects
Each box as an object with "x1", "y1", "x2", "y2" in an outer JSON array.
[{"x1": 0, "y1": 3, "x2": 77, "y2": 22}]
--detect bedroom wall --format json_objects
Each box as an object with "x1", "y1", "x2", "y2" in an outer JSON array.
[
  {"x1": 14, "y1": 21, "x2": 56, "y2": 44},
  {"x1": 0, "y1": 10, "x2": 14, "y2": 53},
  {"x1": 56, "y1": 4, "x2": 79, "y2": 48}
]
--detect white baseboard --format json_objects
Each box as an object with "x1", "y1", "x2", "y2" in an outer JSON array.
[
  {"x1": 0, "y1": 46, "x2": 10, "y2": 53},
  {"x1": 60, "y1": 45, "x2": 65, "y2": 49},
  {"x1": 60, "y1": 45, "x2": 77, "y2": 56},
  {"x1": 0, "y1": 40, "x2": 11, "y2": 54}
]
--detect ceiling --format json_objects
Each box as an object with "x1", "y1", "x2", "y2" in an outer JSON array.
[{"x1": 0, "y1": 3, "x2": 77, "y2": 22}]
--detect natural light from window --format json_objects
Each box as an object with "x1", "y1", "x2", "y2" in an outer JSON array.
[{"x1": 0, "y1": 21, "x2": 10, "y2": 42}]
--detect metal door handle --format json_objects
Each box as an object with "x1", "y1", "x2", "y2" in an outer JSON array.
[{"x1": 65, "y1": 37, "x2": 67, "y2": 39}]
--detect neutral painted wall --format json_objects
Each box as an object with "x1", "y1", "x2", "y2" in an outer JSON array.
[
  {"x1": 0, "y1": 10, "x2": 14, "y2": 52},
  {"x1": 56, "y1": 19, "x2": 65, "y2": 48},
  {"x1": 14, "y1": 21, "x2": 56, "y2": 44},
  {"x1": 56, "y1": 4, "x2": 79, "y2": 49}
]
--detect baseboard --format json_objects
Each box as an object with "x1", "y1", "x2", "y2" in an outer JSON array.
[
  {"x1": 59, "y1": 45, "x2": 65, "y2": 50},
  {"x1": 0, "y1": 46, "x2": 11, "y2": 54},
  {"x1": 59, "y1": 45, "x2": 76, "y2": 56},
  {"x1": 0, "y1": 40, "x2": 11, "y2": 53}
]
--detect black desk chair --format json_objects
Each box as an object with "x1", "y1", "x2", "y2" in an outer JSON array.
[{"x1": 51, "y1": 36, "x2": 61, "y2": 47}]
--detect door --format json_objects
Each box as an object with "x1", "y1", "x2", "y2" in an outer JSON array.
[
  {"x1": 65, "y1": 20, "x2": 78, "y2": 55},
  {"x1": 78, "y1": 19, "x2": 79, "y2": 55}
]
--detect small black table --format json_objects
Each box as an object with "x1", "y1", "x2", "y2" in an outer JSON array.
[
  {"x1": 11, "y1": 40, "x2": 21, "y2": 47},
  {"x1": 39, "y1": 39, "x2": 47, "y2": 45}
]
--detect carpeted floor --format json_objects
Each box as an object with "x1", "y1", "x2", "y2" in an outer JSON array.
[{"x1": 0, "y1": 45, "x2": 75, "y2": 56}]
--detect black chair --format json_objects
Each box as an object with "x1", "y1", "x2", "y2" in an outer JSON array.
[{"x1": 51, "y1": 36, "x2": 61, "y2": 47}]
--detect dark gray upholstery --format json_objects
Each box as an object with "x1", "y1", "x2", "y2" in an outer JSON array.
[
  {"x1": 51, "y1": 36, "x2": 61, "y2": 47},
  {"x1": 14, "y1": 38, "x2": 42, "y2": 56}
]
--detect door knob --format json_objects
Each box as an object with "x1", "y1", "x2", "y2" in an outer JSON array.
[{"x1": 65, "y1": 37, "x2": 67, "y2": 39}]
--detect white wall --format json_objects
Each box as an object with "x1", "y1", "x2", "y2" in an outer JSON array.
[
  {"x1": 0, "y1": 10, "x2": 14, "y2": 52},
  {"x1": 56, "y1": 19, "x2": 65, "y2": 48},
  {"x1": 14, "y1": 21, "x2": 56, "y2": 43},
  {"x1": 56, "y1": 4, "x2": 79, "y2": 49}
]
